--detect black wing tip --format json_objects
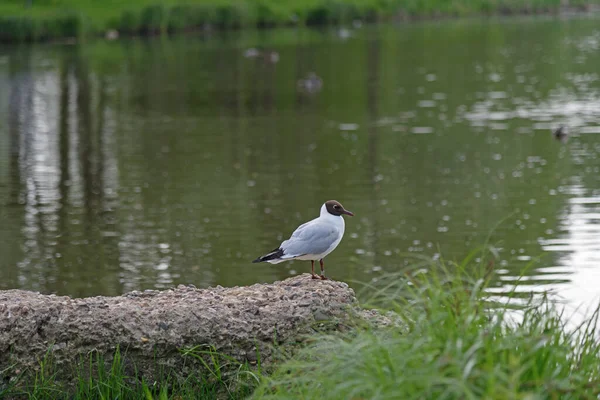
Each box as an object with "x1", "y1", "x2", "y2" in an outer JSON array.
[{"x1": 252, "y1": 248, "x2": 284, "y2": 263}]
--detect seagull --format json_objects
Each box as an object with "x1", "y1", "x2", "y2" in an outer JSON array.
[
  {"x1": 297, "y1": 72, "x2": 323, "y2": 94},
  {"x1": 243, "y1": 48, "x2": 279, "y2": 64},
  {"x1": 243, "y1": 48, "x2": 261, "y2": 58},
  {"x1": 253, "y1": 200, "x2": 354, "y2": 280}
]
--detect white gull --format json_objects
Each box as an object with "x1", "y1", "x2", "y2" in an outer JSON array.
[{"x1": 253, "y1": 200, "x2": 354, "y2": 280}]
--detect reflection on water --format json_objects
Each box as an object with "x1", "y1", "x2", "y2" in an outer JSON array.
[{"x1": 1, "y1": 18, "x2": 600, "y2": 319}]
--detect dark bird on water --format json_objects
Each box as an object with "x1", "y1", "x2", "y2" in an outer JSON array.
[{"x1": 554, "y1": 125, "x2": 568, "y2": 141}]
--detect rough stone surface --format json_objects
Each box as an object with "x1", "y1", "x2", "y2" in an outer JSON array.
[{"x1": 0, "y1": 274, "x2": 392, "y2": 384}]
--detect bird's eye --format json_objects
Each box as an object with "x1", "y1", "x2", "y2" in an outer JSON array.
[{"x1": 334, "y1": 205, "x2": 339, "y2": 209}]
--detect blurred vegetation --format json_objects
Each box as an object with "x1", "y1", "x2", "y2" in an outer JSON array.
[{"x1": 0, "y1": 0, "x2": 598, "y2": 42}]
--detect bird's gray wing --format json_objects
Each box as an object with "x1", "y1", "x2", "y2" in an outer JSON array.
[{"x1": 280, "y1": 221, "x2": 339, "y2": 257}]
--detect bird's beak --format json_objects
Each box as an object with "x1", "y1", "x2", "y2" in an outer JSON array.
[{"x1": 343, "y1": 210, "x2": 354, "y2": 216}]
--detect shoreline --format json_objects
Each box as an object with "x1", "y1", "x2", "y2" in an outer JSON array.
[{"x1": 0, "y1": 2, "x2": 598, "y2": 44}]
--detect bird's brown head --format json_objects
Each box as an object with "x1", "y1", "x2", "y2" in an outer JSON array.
[{"x1": 325, "y1": 200, "x2": 354, "y2": 217}]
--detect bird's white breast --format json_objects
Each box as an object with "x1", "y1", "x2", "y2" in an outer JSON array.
[{"x1": 309, "y1": 213, "x2": 345, "y2": 259}]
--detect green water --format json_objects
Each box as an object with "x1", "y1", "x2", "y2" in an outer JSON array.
[{"x1": 1, "y1": 17, "x2": 600, "y2": 308}]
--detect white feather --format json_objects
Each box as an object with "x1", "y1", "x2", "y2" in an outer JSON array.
[{"x1": 265, "y1": 203, "x2": 346, "y2": 263}]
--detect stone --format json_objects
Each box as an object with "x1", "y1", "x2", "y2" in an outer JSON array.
[{"x1": 0, "y1": 274, "x2": 399, "y2": 385}]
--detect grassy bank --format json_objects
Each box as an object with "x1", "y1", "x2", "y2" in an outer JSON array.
[
  {"x1": 3, "y1": 251, "x2": 600, "y2": 399},
  {"x1": 0, "y1": 0, "x2": 598, "y2": 42},
  {"x1": 0, "y1": 345, "x2": 262, "y2": 399},
  {"x1": 254, "y1": 257, "x2": 600, "y2": 399}
]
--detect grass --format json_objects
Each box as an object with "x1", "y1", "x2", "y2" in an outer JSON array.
[
  {"x1": 0, "y1": 345, "x2": 262, "y2": 399},
  {"x1": 0, "y1": 0, "x2": 598, "y2": 42},
  {"x1": 253, "y1": 249, "x2": 600, "y2": 399},
  {"x1": 2, "y1": 249, "x2": 600, "y2": 399}
]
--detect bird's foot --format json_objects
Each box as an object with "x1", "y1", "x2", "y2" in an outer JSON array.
[
  {"x1": 311, "y1": 274, "x2": 320, "y2": 280},
  {"x1": 319, "y1": 275, "x2": 328, "y2": 280}
]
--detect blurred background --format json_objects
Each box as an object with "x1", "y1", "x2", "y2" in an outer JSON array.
[{"x1": 1, "y1": 11, "x2": 600, "y2": 324}]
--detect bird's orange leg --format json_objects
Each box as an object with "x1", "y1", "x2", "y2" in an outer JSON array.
[
  {"x1": 311, "y1": 260, "x2": 319, "y2": 279},
  {"x1": 319, "y1": 259, "x2": 328, "y2": 280}
]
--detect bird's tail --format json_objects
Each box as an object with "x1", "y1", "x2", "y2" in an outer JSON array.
[{"x1": 252, "y1": 248, "x2": 284, "y2": 263}]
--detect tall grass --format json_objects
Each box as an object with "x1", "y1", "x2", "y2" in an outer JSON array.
[
  {"x1": 253, "y1": 251, "x2": 600, "y2": 399},
  {"x1": 1, "y1": 0, "x2": 597, "y2": 43},
  {"x1": 1, "y1": 345, "x2": 261, "y2": 399}
]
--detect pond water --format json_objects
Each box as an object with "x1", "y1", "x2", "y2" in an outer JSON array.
[{"x1": 1, "y1": 17, "x2": 600, "y2": 317}]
